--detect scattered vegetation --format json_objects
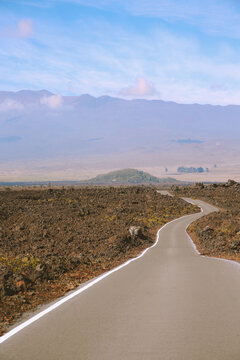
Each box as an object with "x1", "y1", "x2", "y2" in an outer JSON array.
[{"x1": 177, "y1": 166, "x2": 205, "y2": 173}]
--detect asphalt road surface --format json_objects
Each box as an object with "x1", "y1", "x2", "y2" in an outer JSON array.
[{"x1": 1, "y1": 198, "x2": 240, "y2": 360}]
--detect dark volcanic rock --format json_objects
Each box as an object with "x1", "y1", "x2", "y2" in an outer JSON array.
[
  {"x1": 0, "y1": 186, "x2": 197, "y2": 334},
  {"x1": 175, "y1": 182, "x2": 240, "y2": 261}
]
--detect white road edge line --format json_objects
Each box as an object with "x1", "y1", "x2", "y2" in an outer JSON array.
[
  {"x1": 186, "y1": 223, "x2": 240, "y2": 267},
  {"x1": 1, "y1": 199, "x2": 239, "y2": 344},
  {"x1": 0, "y1": 211, "x2": 196, "y2": 344},
  {"x1": 183, "y1": 200, "x2": 240, "y2": 268}
]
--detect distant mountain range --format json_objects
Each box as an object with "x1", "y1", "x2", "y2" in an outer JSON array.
[{"x1": 1, "y1": 89, "x2": 240, "y2": 180}]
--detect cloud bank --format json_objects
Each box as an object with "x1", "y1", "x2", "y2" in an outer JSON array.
[
  {"x1": 120, "y1": 77, "x2": 158, "y2": 97},
  {"x1": 40, "y1": 93, "x2": 63, "y2": 109}
]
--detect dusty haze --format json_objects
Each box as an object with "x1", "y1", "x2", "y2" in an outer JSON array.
[{"x1": 1, "y1": 90, "x2": 240, "y2": 182}]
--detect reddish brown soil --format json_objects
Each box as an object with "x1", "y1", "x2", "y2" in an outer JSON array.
[
  {"x1": 0, "y1": 186, "x2": 197, "y2": 335},
  {"x1": 172, "y1": 181, "x2": 240, "y2": 263}
]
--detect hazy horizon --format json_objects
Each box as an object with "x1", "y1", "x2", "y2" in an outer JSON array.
[
  {"x1": 1, "y1": 1, "x2": 240, "y2": 182},
  {"x1": 0, "y1": 89, "x2": 240, "y2": 182}
]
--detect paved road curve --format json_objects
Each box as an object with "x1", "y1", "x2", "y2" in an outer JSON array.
[{"x1": 1, "y1": 198, "x2": 240, "y2": 360}]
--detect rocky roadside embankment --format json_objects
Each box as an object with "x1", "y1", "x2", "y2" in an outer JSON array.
[
  {"x1": 0, "y1": 186, "x2": 198, "y2": 335},
  {"x1": 171, "y1": 180, "x2": 240, "y2": 263}
]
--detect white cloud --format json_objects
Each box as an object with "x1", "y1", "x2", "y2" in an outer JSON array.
[
  {"x1": 18, "y1": 19, "x2": 34, "y2": 38},
  {"x1": 119, "y1": 77, "x2": 158, "y2": 97},
  {"x1": 2, "y1": 3, "x2": 240, "y2": 105},
  {"x1": 40, "y1": 93, "x2": 63, "y2": 109},
  {"x1": 3, "y1": 18, "x2": 34, "y2": 38},
  {"x1": 0, "y1": 99, "x2": 23, "y2": 112}
]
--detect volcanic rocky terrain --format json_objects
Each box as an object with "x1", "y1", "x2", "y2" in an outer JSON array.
[
  {"x1": 172, "y1": 180, "x2": 240, "y2": 262},
  {"x1": 0, "y1": 186, "x2": 198, "y2": 335}
]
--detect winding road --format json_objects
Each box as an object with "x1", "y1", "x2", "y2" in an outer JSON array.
[{"x1": 1, "y1": 198, "x2": 240, "y2": 359}]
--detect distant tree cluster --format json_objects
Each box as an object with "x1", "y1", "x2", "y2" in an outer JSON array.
[{"x1": 177, "y1": 166, "x2": 205, "y2": 173}]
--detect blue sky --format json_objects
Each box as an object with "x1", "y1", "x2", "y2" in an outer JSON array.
[{"x1": 1, "y1": 0, "x2": 240, "y2": 104}]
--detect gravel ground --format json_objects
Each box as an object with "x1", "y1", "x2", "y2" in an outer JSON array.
[
  {"x1": 172, "y1": 181, "x2": 240, "y2": 262},
  {"x1": 0, "y1": 186, "x2": 197, "y2": 335}
]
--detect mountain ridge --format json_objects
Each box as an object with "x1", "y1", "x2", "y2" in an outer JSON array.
[
  {"x1": 1, "y1": 89, "x2": 240, "y2": 179},
  {"x1": 1, "y1": 89, "x2": 239, "y2": 107}
]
